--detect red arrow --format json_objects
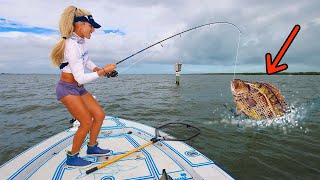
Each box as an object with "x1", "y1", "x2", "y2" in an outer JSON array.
[{"x1": 265, "y1": 24, "x2": 301, "y2": 75}]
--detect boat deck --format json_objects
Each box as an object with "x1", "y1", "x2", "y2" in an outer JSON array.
[{"x1": 0, "y1": 117, "x2": 233, "y2": 179}]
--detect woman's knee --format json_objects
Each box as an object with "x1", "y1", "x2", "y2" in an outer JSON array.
[
  {"x1": 94, "y1": 110, "x2": 105, "y2": 123},
  {"x1": 79, "y1": 119, "x2": 93, "y2": 130}
]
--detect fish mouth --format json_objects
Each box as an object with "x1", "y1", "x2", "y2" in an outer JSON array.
[
  {"x1": 230, "y1": 79, "x2": 240, "y2": 94},
  {"x1": 231, "y1": 79, "x2": 249, "y2": 95}
]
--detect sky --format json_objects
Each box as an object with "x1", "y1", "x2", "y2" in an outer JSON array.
[{"x1": 0, "y1": 0, "x2": 319, "y2": 74}]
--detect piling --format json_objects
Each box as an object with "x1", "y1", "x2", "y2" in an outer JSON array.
[{"x1": 175, "y1": 63, "x2": 182, "y2": 85}]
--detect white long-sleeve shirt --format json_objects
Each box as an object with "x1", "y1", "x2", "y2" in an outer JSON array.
[{"x1": 60, "y1": 33, "x2": 99, "y2": 84}]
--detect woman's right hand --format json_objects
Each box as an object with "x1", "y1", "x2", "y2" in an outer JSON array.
[{"x1": 102, "y1": 64, "x2": 116, "y2": 74}]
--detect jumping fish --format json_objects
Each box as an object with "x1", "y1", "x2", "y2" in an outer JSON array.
[{"x1": 230, "y1": 79, "x2": 289, "y2": 120}]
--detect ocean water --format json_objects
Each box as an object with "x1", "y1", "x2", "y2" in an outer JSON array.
[{"x1": 0, "y1": 74, "x2": 319, "y2": 179}]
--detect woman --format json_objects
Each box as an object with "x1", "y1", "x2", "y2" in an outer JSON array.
[{"x1": 51, "y1": 6, "x2": 117, "y2": 168}]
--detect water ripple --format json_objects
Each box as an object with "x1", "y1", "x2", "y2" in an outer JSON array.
[{"x1": 0, "y1": 74, "x2": 319, "y2": 179}]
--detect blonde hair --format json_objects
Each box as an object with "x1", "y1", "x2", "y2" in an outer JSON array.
[{"x1": 50, "y1": 6, "x2": 91, "y2": 66}]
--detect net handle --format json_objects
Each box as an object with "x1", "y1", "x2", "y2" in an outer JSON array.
[
  {"x1": 87, "y1": 123, "x2": 200, "y2": 175},
  {"x1": 155, "y1": 123, "x2": 201, "y2": 141}
]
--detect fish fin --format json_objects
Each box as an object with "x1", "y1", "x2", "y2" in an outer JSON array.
[
  {"x1": 263, "y1": 82, "x2": 286, "y2": 101},
  {"x1": 263, "y1": 82, "x2": 288, "y2": 110}
]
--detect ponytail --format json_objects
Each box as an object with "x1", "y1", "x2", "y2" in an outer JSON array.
[{"x1": 50, "y1": 6, "x2": 91, "y2": 66}]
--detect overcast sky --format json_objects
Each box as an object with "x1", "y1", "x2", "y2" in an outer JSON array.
[{"x1": 0, "y1": 0, "x2": 319, "y2": 74}]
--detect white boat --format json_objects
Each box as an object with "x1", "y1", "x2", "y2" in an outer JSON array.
[{"x1": 0, "y1": 116, "x2": 234, "y2": 179}]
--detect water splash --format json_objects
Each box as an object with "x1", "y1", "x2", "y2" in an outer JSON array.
[{"x1": 208, "y1": 103, "x2": 308, "y2": 134}]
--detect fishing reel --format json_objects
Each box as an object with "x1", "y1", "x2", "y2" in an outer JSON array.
[{"x1": 106, "y1": 70, "x2": 118, "y2": 78}]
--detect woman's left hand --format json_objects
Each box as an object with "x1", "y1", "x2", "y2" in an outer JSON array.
[{"x1": 93, "y1": 67, "x2": 100, "y2": 72}]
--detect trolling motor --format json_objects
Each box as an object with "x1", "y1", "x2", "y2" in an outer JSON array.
[
  {"x1": 69, "y1": 118, "x2": 77, "y2": 124},
  {"x1": 69, "y1": 118, "x2": 80, "y2": 131}
]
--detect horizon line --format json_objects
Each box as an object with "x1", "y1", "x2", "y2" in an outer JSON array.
[{"x1": 1, "y1": 72, "x2": 320, "y2": 75}]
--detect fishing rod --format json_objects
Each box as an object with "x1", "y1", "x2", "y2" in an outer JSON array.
[{"x1": 116, "y1": 21, "x2": 242, "y2": 65}]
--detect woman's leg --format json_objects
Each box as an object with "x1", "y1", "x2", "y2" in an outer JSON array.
[
  {"x1": 81, "y1": 92, "x2": 105, "y2": 145},
  {"x1": 60, "y1": 95, "x2": 93, "y2": 154}
]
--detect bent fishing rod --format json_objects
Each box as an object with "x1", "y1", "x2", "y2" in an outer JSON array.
[{"x1": 115, "y1": 21, "x2": 242, "y2": 65}]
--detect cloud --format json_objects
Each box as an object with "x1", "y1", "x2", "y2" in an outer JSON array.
[
  {"x1": 0, "y1": 18, "x2": 57, "y2": 34},
  {"x1": 0, "y1": 0, "x2": 319, "y2": 74},
  {"x1": 103, "y1": 29, "x2": 125, "y2": 36}
]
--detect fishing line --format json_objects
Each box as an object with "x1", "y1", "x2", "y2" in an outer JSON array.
[
  {"x1": 118, "y1": 46, "x2": 161, "y2": 74},
  {"x1": 233, "y1": 32, "x2": 242, "y2": 79}
]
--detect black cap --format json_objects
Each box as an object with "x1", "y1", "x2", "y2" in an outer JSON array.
[{"x1": 74, "y1": 15, "x2": 101, "y2": 29}]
